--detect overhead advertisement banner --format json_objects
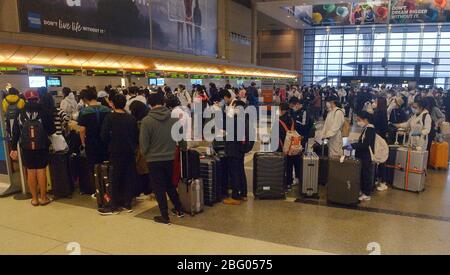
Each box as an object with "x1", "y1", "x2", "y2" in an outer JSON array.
[
  {"x1": 151, "y1": 0, "x2": 218, "y2": 57},
  {"x1": 390, "y1": 0, "x2": 450, "y2": 24},
  {"x1": 17, "y1": 0, "x2": 218, "y2": 57},
  {"x1": 286, "y1": 1, "x2": 389, "y2": 26}
]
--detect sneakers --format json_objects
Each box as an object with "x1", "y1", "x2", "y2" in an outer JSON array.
[
  {"x1": 359, "y1": 194, "x2": 371, "y2": 201},
  {"x1": 154, "y1": 216, "x2": 171, "y2": 225},
  {"x1": 98, "y1": 207, "x2": 120, "y2": 216},
  {"x1": 171, "y1": 208, "x2": 185, "y2": 218},
  {"x1": 121, "y1": 207, "x2": 134, "y2": 214},
  {"x1": 223, "y1": 198, "x2": 242, "y2": 206},
  {"x1": 377, "y1": 183, "x2": 389, "y2": 192}
]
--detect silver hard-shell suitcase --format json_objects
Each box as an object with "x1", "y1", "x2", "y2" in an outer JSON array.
[
  {"x1": 300, "y1": 152, "x2": 319, "y2": 198},
  {"x1": 178, "y1": 179, "x2": 204, "y2": 216},
  {"x1": 393, "y1": 147, "x2": 428, "y2": 193}
]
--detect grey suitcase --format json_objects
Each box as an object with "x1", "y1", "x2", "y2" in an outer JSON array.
[
  {"x1": 178, "y1": 149, "x2": 204, "y2": 216},
  {"x1": 327, "y1": 157, "x2": 361, "y2": 206},
  {"x1": 393, "y1": 147, "x2": 428, "y2": 193},
  {"x1": 253, "y1": 152, "x2": 286, "y2": 200},
  {"x1": 300, "y1": 152, "x2": 319, "y2": 198},
  {"x1": 178, "y1": 179, "x2": 204, "y2": 216}
]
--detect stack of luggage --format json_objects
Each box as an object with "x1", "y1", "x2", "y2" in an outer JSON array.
[
  {"x1": 392, "y1": 134, "x2": 428, "y2": 193},
  {"x1": 178, "y1": 149, "x2": 204, "y2": 216}
]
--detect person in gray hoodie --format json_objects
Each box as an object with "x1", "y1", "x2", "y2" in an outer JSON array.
[{"x1": 140, "y1": 92, "x2": 184, "y2": 225}]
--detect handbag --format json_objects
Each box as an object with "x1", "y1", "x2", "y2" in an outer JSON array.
[{"x1": 50, "y1": 134, "x2": 69, "y2": 152}]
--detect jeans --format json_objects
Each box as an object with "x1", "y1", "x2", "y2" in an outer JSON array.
[{"x1": 148, "y1": 161, "x2": 183, "y2": 219}]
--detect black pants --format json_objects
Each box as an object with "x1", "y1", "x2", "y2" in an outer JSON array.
[
  {"x1": 110, "y1": 156, "x2": 136, "y2": 209},
  {"x1": 227, "y1": 156, "x2": 247, "y2": 200},
  {"x1": 286, "y1": 155, "x2": 301, "y2": 187},
  {"x1": 361, "y1": 158, "x2": 375, "y2": 196},
  {"x1": 148, "y1": 161, "x2": 183, "y2": 219},
  {"x1": 376, "y1": 163, "x2": 387, "y2": 183}
]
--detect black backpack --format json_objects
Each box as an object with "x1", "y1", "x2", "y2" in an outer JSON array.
[{"x1": 19, "y1": 112, "x2": 48, "y2": 151}]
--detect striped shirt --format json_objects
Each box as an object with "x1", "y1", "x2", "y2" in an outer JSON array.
[{"x1": 54, "y1": 108, "x2": 70, "y2": 135}]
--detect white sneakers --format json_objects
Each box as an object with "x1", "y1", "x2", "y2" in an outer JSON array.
[
  {"x1": 359, "y1": 194, "x2": 371, "y2": 201},
  {"x1": 377, "y1": 182, "x2": 389, "y2": 192}
]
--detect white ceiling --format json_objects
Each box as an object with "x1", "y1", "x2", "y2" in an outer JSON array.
[{"x1": 257, "y1": 0, "x2": 352, "y2": 29}]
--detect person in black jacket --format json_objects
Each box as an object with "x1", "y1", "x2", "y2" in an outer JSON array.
[
  {"x1": 224, "y1": 100, "x2": 252, "y2": 205},
  {"x1": 10, "y1": 90, "x2": 56, "y2": 207},
  {"x1": 372, "y1": 97, "x2": 389, "y2": 192},
  {"x1": 100, "y1": 94, "x2": 139, "y2": 215},
  {"x1": 345, "y1": 111, "x2": 376, "y2": 201},
  {"x1": 279, "y1": 103, "x2": 300, "y2": 191}
]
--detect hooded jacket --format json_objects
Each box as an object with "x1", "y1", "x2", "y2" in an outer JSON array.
[
  {"x1": 139, "y1": 106, "x2": 177, "y2": 162},
  {"x1": 60, "y1": 93, "x2": 78, "y2": 119}
]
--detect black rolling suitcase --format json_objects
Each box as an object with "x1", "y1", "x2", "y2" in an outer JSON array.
[
  {"x1": 253, "y1": 152, "x2": 286, "y2": 200},
  {"x1": 200, "y1": 155, "x2": 224, "y2": 206},
  {"x1": 181, "y1": 149, "x2": 201, "y2": 179},
  {"x1": 94, "y1": 162, "x2": 113, "y2": 209},
  {"x1": 313, "y1": 142, "x2": 329, "y2": 186},
  {"x1": 327, "y1": 156, "x2": 361, "y2": 206},
  {"x1": 49, "y1": 151, "x2": 74, "y2": 199}
]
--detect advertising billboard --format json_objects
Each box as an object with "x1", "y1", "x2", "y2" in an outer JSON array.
[
  {"x1": 151, "y1": 0, "x2": 218, "y2": 57},
  {"x1": 309, "y1": 1, "x2": 389, "y2": 26},
  {"x1": 17, "y1": 0, "x2": 218, "y2": 57},
  {"x1": 390, "y1": 0, "x2": 450, "y2": 24}
]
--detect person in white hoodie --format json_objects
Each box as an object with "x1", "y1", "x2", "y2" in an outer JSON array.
[
  {"x1": 395, "y1": 99, "x2": 432, "y2": 150},
  {"x1": 175, "y1": 85, "x2": 192, "y2": 109},
  {"x1": 60, "y1": 87, "x2": 78, "y2": 120},
  {"x1": 320, "y1": 95, "x2": 345, "y2": 157}
]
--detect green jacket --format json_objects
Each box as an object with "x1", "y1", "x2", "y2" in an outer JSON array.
[{"x1": 139, "y1": 106, "x2": 177, "y2": 163}]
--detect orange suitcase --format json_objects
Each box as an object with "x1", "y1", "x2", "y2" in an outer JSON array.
[{"x1": 430, "y1": 142, "x2": 449, "y2": 169}]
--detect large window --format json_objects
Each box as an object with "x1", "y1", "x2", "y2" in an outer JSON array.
[{"x1": 303, "y1": 24, "x2": 450, "y2": 88}]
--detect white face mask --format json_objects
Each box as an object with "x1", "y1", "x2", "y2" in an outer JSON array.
[
  {"x1": 372, "y1": 103, "x2": 377, "y2": 109},
  {"x1": 326, "y1": 102, "x2": 332, "y2": 110},
  {"x1": 412, "y1": 108, "x2": 421, "y2": 115},
  {"x1": 357, "y1": 121, "x2": 366, "y2": 128}
]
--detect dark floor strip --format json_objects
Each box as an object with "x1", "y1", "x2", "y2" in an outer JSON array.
[{"x1": 295, "y1": 198, "x2": 450, "y2": 223}]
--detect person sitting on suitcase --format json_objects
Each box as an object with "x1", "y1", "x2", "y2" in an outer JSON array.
[
  {"x1": 344, "y1": 111, "x2": 376, "y2": 202},
  {"x1": 100, "y1": 94, "x2": 139, "y2": 216},
  {"x1": 279, "y1": 103, "x2": 301, "y2": 191},
  {"x1": 140, "y1": 92, "x2": 185, "y2": 225},
  {"x1": 10, "y1": 90, "x2": 56, "y2": 207}
]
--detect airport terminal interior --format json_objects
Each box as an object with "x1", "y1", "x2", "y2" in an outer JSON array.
[{"x1": 2, "y1": 0, "x2": 450, "y2": 255}]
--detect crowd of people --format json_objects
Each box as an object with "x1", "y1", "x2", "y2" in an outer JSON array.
[{"x1": 2, "y1": 81, "x2": 450, "y2": 223}]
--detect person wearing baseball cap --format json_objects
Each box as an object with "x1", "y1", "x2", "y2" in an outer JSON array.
[{"x1": 10, "y1": 89, "x2": 56, "y2": 207}]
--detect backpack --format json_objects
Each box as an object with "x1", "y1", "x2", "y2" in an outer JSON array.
[
  {"x1": 365, "y1": 126, "x2": 389, "y2": 164},
  {"x1": 19, "y1": 112, "x2": 48, "y2": 151},
  {"x1": 336, "y1": 109, "x2": 350, "y2": 138},
  {"x1": 6, "y1": 97, "x2": 20, "y2": 120},
  {"x1": 280, "y1": 119, "x2": 303, "y2": 156}
]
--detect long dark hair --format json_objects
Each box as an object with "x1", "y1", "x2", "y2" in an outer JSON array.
[{"x1": 375, "y1": 96, "x2": 388, "y2": 114}]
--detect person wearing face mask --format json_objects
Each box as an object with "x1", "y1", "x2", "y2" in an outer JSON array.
[
  {"x1": 387, "y1": 96, "x2": 408, "y2": 143},
  {"x1": 289, "y1": 97, "x2": 313, "y2": 151},
  {"x1": 395, "y1": 99, "x2": 432, "y2": 151},
  {"x1": 321, "y1": 96, "x2": 345, "y2": 157},
  {"x1": 343, "y1": 111, "x2": 376, "y2": 201}
]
